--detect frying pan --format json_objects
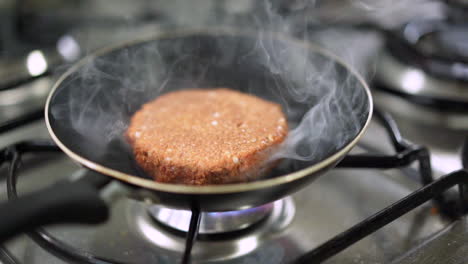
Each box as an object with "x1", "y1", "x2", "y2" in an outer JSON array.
[{"x1": 0, "y1": 29, "x2": 372, "y2": 242}]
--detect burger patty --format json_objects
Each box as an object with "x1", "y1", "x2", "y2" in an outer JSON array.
[{"x1": 126, "y1": 88, "x2": 288, "y2": 185}]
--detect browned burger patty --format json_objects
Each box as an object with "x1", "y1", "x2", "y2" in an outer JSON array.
[{"x1": 126, "y1": 88, "x2": 288, "y2": 185}]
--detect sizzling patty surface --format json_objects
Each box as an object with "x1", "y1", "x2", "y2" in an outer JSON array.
[{"x1": 126, "y1": 88, "x2": 288, "y2": 185}]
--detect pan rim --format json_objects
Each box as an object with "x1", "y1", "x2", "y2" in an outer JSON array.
[{"x1": 45, "y1": 28, "x2": 373, "y2": 194}]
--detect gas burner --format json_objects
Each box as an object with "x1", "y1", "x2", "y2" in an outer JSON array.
[
  {"x1": 373, "y1": 19, "x2": 468, "y2": 131},
  {"x1": 149, "y1": 201, "x2": 282, "y2": 235},
  {"x1": 131, "y1": 198, "x2": 295, "y2": 262},
  {"x1": 386, "y1": 20, "x2": 468, "y2": 81}
]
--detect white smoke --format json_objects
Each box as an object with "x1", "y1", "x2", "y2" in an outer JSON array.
[{"x1": 49, "y1": 0, "x2": 440, "y2": 171}]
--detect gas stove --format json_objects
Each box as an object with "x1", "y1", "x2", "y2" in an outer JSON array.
[
  {"x1": 1, "y1": 1, "x2": 468, "y2": 264},
  {"x1": 0, "y1": 121, "x2": 464, "y2": 264}
]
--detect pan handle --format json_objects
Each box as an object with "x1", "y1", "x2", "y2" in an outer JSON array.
[{"x1": 0, "y1": 180, "x2": 108, "y2": 243}]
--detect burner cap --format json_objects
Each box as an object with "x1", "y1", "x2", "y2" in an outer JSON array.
[
  {"x1": 414, "y1": 25, "x2": 468, "y2": 62},
  {"x1": 148, "y1": 201, "x2": 279, "y2": 235},
  {"x1": 375, "y1": 20, "x2": 468, "y2": 127},
  {"x1": 387, "y1": 20, "x2": 468, "y2": 82}
]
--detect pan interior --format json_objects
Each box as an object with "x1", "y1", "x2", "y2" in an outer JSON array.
[{"x1": 47, "y1": 32, "x2": 370, "y2": 185}]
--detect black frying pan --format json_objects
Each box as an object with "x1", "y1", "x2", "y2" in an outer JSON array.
[{"x1": 0, "y1": 29, "x2": 372, "y2": 242}]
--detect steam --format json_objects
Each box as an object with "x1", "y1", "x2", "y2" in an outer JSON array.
[
  {"x1": 254, "y1": 31, "x2": 368, "y2": 161},
  {"x1": 50, "y1": 0, "x2": 440, "y2": 172}
]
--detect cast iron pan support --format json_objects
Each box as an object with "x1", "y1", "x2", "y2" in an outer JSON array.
[
  {"x1": 0, "y1": 141, "x2": 110, "y2": 244},
  {"x1": 338, "y1": 108, "x2": 433, "y2": 186},
  {"x1": 182, "y1": 204, "x2": 201, "y2": 264},
  {"x1": 294, "y1": 168, "x2": 468, "y2": 264},
  {"x1": 337, "y1": 108, "x2": 453, "y2": 216},
  {"x1": 294, "y1": 121, "x2": 468, "y2": 264},
  {"x1": 0, "y1": 139, "x2": 158, "y2": 264}
]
